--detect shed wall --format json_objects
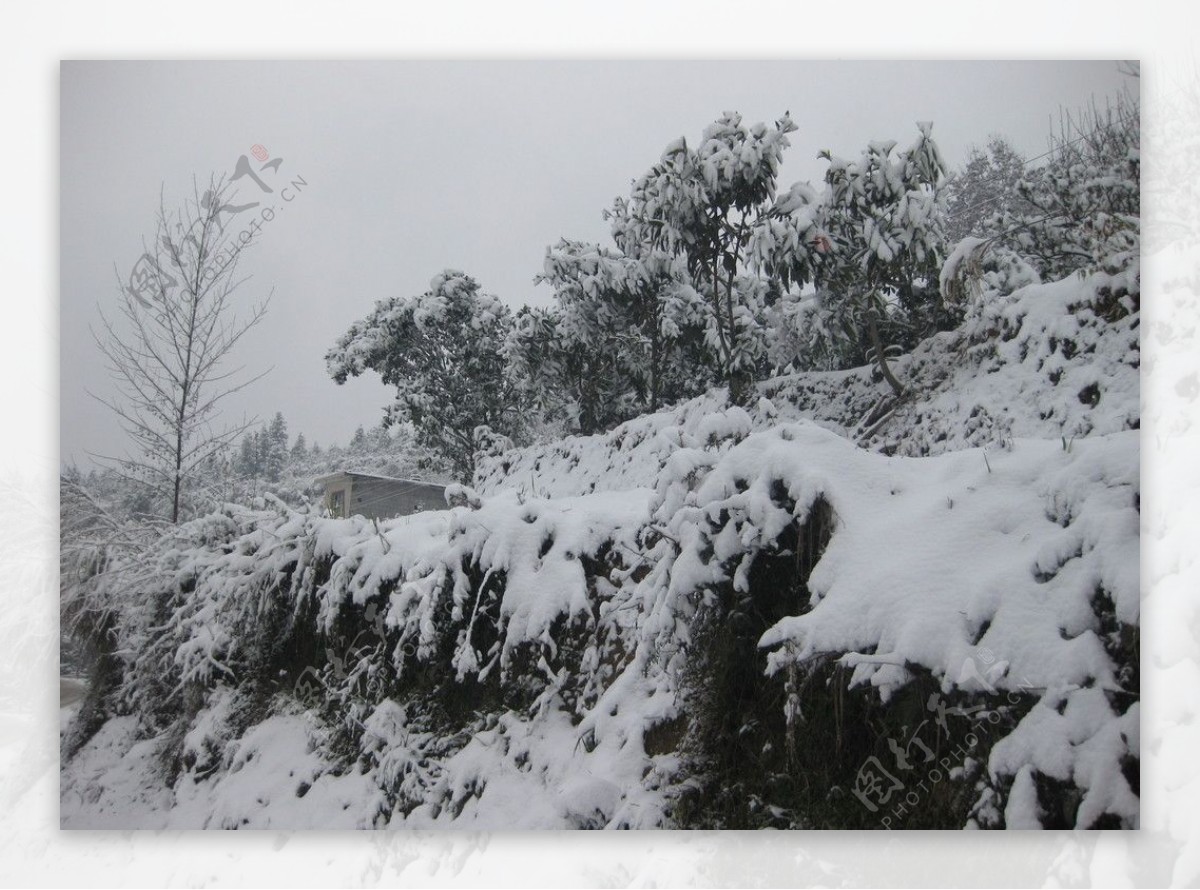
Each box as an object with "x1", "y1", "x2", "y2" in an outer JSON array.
[{"x1": 348, "y1": 478, "x2": 446, "y2": 520}]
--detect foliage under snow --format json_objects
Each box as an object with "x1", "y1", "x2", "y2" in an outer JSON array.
[
  {"x1": 62, "y1": 99, "x2": 1141, "y2": 831},
  {"x1": 62, "y1": 257, "x2": 1139, "y2": 829}
]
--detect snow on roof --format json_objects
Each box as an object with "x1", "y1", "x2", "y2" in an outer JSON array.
[{"x1": 313, "y1": 470, "x2": 447, "y2": 487}]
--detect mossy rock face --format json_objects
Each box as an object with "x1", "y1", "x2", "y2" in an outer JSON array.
[
  {"x1": 673, "y1": 635, "x2": 1031, "y2": 828},
  {"x1": 67, "y1": 459, "x2": 1137, "y2": 828},
  {"x1": 666, "y1": 498, "x2": 1035, "y2": 829}
]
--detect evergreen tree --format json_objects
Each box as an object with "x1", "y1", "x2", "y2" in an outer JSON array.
[
  {"x1": 505, "y1": 305, "x2": 630, "y2": 436},
  {"x1": 327, "y1": 271, "x2": 520, "y2": 481},
  {"x1": 943, "y1": 136, "x2": 1029, "y2": 245},
  {"x1": 369, "y1": 423, "x2": 392, "y2": 452},
  {"x1": 807, "y1": 124, "x2": 950, "y2": 394},
  {"x1": 264, "y1": 412, "x2": 289, "y2": 482},
  {"x1": 517, "y1": 235, "x2": 711, "y2": 434},
  {"x1": 254, "y1": 428, "x2": 270, "y2": 477},
  {"x1": 620, "y1": 111, "x2": 826, "y2": 404},
  {"x1": 237, "y1": 432, "x2": 259, "y2": 478}
]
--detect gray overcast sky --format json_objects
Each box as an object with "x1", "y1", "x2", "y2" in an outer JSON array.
[{"x1": 61, "y1": 60, "x2": 1132, "y2": 466}]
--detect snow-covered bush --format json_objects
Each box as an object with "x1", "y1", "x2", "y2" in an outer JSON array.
[
  {"x1": 942, "y1": 94, "x2": 1140, "y2": 298},
  {"x1": 63, "y1": 388, "x2": 1139, "y2": 829},
  {"x1": 1002, "y1": 96, "x2": 1139, "y2": 282},
  {"x1": 62, "y1": 105, "x2": 1140, "y2": 832}
]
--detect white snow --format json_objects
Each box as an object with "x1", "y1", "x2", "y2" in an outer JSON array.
[{"x1": 62, "y1": 265, "x2": 1139, "y2": 830}]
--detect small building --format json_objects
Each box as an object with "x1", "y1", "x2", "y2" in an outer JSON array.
[{"x1": 315, "y1": 471, "x2": 448, "y2": 520}]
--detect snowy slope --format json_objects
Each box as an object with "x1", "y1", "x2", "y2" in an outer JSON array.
[
  {"x1": 61, "y1": 267, "x2": 1139, "y2": 830},
  {"x1": 476, "y1": 266, "x2": 1139, "y2": 499}
]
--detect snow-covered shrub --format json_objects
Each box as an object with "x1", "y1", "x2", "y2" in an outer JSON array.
[
  {"x1": 63, "y1": 400, "x2": 1138, "y2": 829},
  {"x1": 947, "y1": 94, "x2": 1140, "y2": 291},
  {"x1": 63, "y1": 152, "x2": 1140, "y2": 826}
]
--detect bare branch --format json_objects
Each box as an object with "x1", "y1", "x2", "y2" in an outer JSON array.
[{"x1": 90, "y1": 175, "x2": 272, "y2": 522}]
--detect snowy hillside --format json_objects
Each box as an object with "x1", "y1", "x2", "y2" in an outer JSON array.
[
  {"x1": 476, "y1": 265, "x2": 1138, "y2": 499},
  {"x1": 61, "y1": 266, "x2": 1139, "y2": 830}
]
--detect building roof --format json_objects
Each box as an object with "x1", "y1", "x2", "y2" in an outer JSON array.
[{"x1": 313, "y1": 470, "x2": 449, "y2": 487}]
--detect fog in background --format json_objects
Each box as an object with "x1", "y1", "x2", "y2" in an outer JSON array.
[{"x1": 61, "y1": 60, "x2": 1133, "y2": 467}]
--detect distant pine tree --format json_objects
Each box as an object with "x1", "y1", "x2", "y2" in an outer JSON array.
[
  {"x1": 943, "y1": 136, "x2": 1028, "y2": 245},
  {"x1": 264, "y1": 413, "x2": 288, "y2": 482},
  {"x1": 237, "y1": 432, "x2": 258, "y2": 477}
]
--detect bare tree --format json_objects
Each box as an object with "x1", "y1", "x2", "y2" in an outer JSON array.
[{"x1": 91, "y1": 176, "x2": 270, "y2": 523}]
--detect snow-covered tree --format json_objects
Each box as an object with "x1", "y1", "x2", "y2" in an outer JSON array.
[
  {"x1": 504, "y1": 304, "x2": 630, "y2": 436},
  {"x1": 290, "y1": 433, "x2": 308, "y2": 460},
  {"x1": 92, "y1": 176, "x2": 270, "y2": 522},
  {"x1": 263, "y1": 412, "x2": 289, "y2": 483},
  {"x1": 804, "y1": 124, "x2": 950, "y2": 394},
  {"x1": 943, "y1": 136, "x2": 1029, "y2": 245},
  {"x1": 368, "y1": 422, "x2": 394, "y2": 454},
  {"x1": 620, "y1": 112, "x2": 826, "y2": 404},
  {"x1": 327, "y1": 271, "x2": 520, "y2": 481},
  {"x1": 991, "y1": 96, "x2": 1139, "y2": 282},
  {"x1": 520, "y1": 234, "x2": 712, "y2": 433},
  {"x1": 236, "y1": 431, "x2": 260, "y2": 478},
  {"x1": 501, "y1": 303, "x2": 614, "y2": 436},
  {"x1": 940, "y1": 93, "x2": 1140, "y2": 322}
]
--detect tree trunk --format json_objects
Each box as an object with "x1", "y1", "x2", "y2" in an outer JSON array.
[
  {"x1": 728, "y1": 368, "x2": 752, "y2": 406},
  {"x1": 649, "y1": 329, "x2": 661, "y2": 412},
  {"x1": 172, "y1": 404, "x2": 185, "y2": 523},
  {"x1": 867, "y1": 304, "x2": 905, "y2": 397}
]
